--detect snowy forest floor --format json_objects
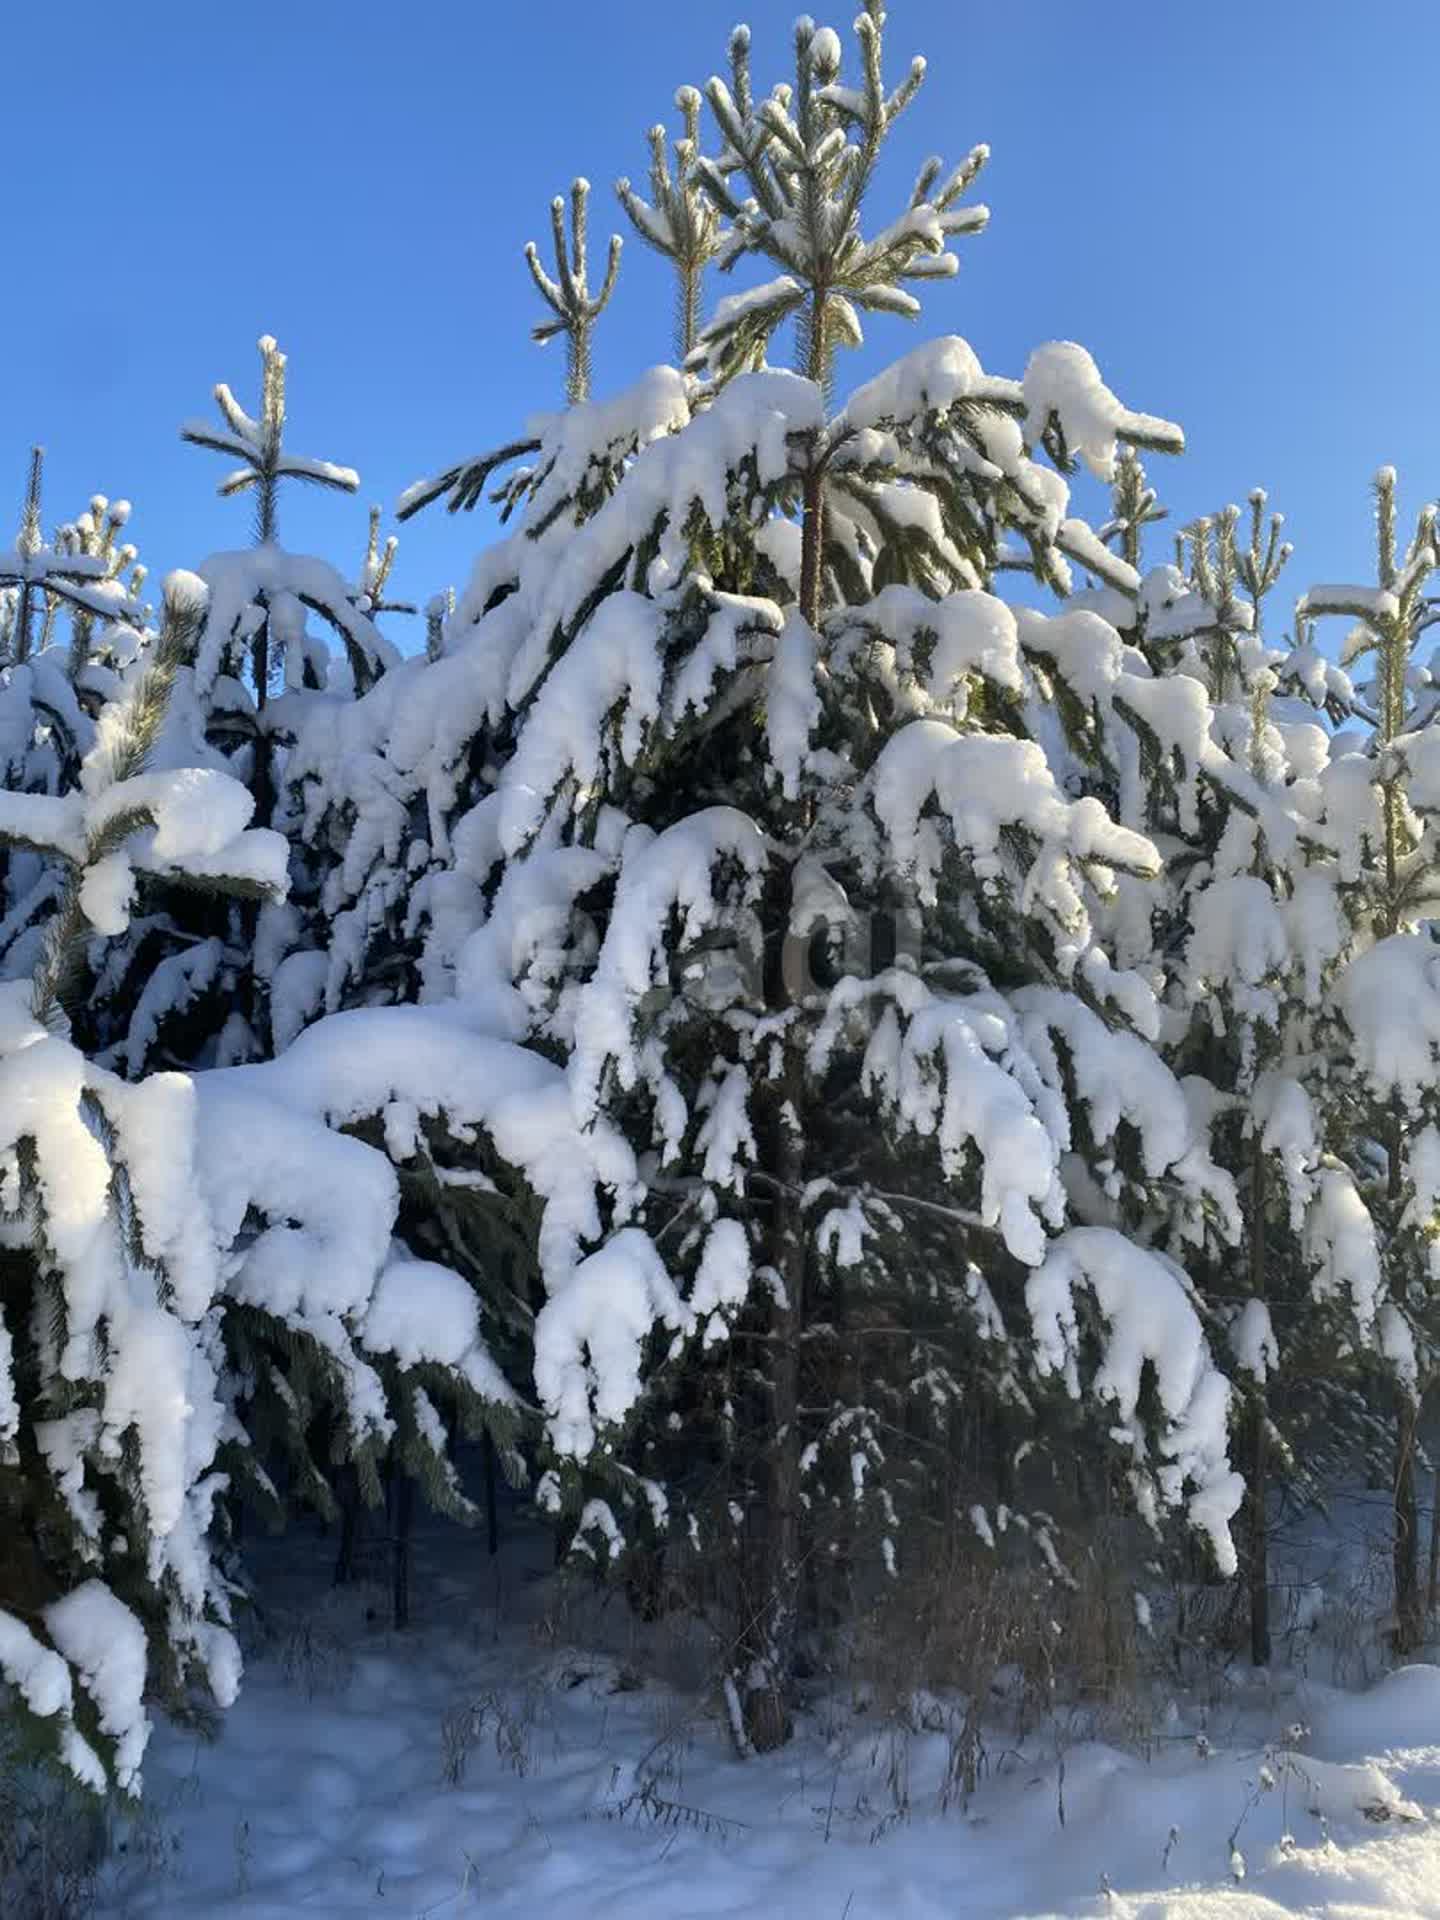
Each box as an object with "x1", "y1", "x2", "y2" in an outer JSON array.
[{"x1": 83, "y1": 1489, "x2": 1440, "y2": 1920}]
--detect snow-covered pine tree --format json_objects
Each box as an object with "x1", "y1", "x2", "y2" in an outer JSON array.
[
  {"x1": 386, "y1": 4, "x2": 1260, "y2": 1749},
  {"x1": 268, "y1": 210, "x2": 700, "y2": 1601},
  {"x1": 176, "y1": 339, "x2": 548, "y2": 1599},
  {"x1": 1073, "y1": 463, "x2": 1391, "y2": 1666},
  {"x1": 684, "y1": 12, "x2": 983, "y2": 397},
  {"x1": 68, "y1": 336, "x2": 406, "y2": 1079},
  {"x1": 0, "y1": 450, "x2": 143, "y2": 674},
  {"x1": 616, "y1": 81, "x2": 728, "y2": 362},
  {"x1": 1294, "y1": 467, "x2": 1440, "y2": 1651},
  {"x1": 0, "y1": 553, "x2": 644, "y2": 1784},
  {"x1": 0, "y1": 453, "x2": 148, "y2": 985},
  {"x1": 0, "y1": 570, "x2": 290, "y2": 1789},
  {"x1": 44, "y1": 489, "x2": 146, "y2": 691},
  {"x1": 1150, "y1": 500, "x2": 1309, "y2": 1668},
  {"x1": 524, "y1": 178, "x2": 622, "y2": 409},
  {"x1": 0, "y1": 358, "x2": 542, "y2": 1653},
  {"x1": 308, "y1": 176, "x2": 689, "y2": 1014},
  {"x1": 287, "y1": 176, "x2": 635, "y2": 1031}
]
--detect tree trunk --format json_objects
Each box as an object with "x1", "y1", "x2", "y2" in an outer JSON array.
[
  {"x1": 392, "y1": 1470, "x2": 415, "y2": 1630},
  {"x1": 1427, "y1": 1461, "x2": 1440, "y2": 1624},
  {"x1": 1387, "y1": 1083, "x2": 1424, "y2": 1655},
  {"x1": 798, "y1": 470, "x2": 825, "y2": 632},
  {"x1": 1246, "y1": 1140, "x2": 1271, "y2": 1666},
  {"x1": 333, "y1": 1462, "x2": 360, "y2": 1587},
  {"x1": 738, "y1": 837, "x2": 812, "y2": 1753},
  {"x1": 1394, "y1": 1390, "x2": 1423, "y2": 1654},
  {"x1": 483, "y1": 1430, "x2": 500, "y2": 1559},
  {"x1": 251, "y1": 613, "x2": 274, "y2": 829},
  {"x1": 11, "y1": 581, "x2": 32, "y2": 663},
  {"x1": 741, "y1": 1035, "x2": 804, "y2": 1753},
  {"x1": 738, "y1": 324, "x2": 825, "y2": 1751},
  {"x1": 797, "y1": 282, "x2": 826, "y2": 631},
  {"x1": 1247, "y1": 1405, "x2": 1271, "y2": 1666}
]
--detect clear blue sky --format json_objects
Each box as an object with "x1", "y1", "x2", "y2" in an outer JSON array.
[{"x1": 1, "y1": 2, "x2": 1434, "y2": 639}]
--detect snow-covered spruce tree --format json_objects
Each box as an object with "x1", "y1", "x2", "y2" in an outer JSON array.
[
  {"x1": 392, "y1": 6, "x2": 1258, "y2": 1748},
  {"x1": 1293, "y1": 468, "x2": 1440, "y2": 1651}
]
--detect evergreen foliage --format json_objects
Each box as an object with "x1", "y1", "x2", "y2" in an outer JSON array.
[
  {"x1": 525, "y1": 179, "x2": 623, "y2": 408},
  {"x1": 390, "y1": 2, "x2": 1273, "y2": 1749},
  {"x1": 1, "y1": 0, "x2": 1435, "y2": 1798}
]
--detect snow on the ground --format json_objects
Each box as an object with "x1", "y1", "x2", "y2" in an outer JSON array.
[{"x1": 96, "y1": 1510, "x2": 1440, "y2": 1920}]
